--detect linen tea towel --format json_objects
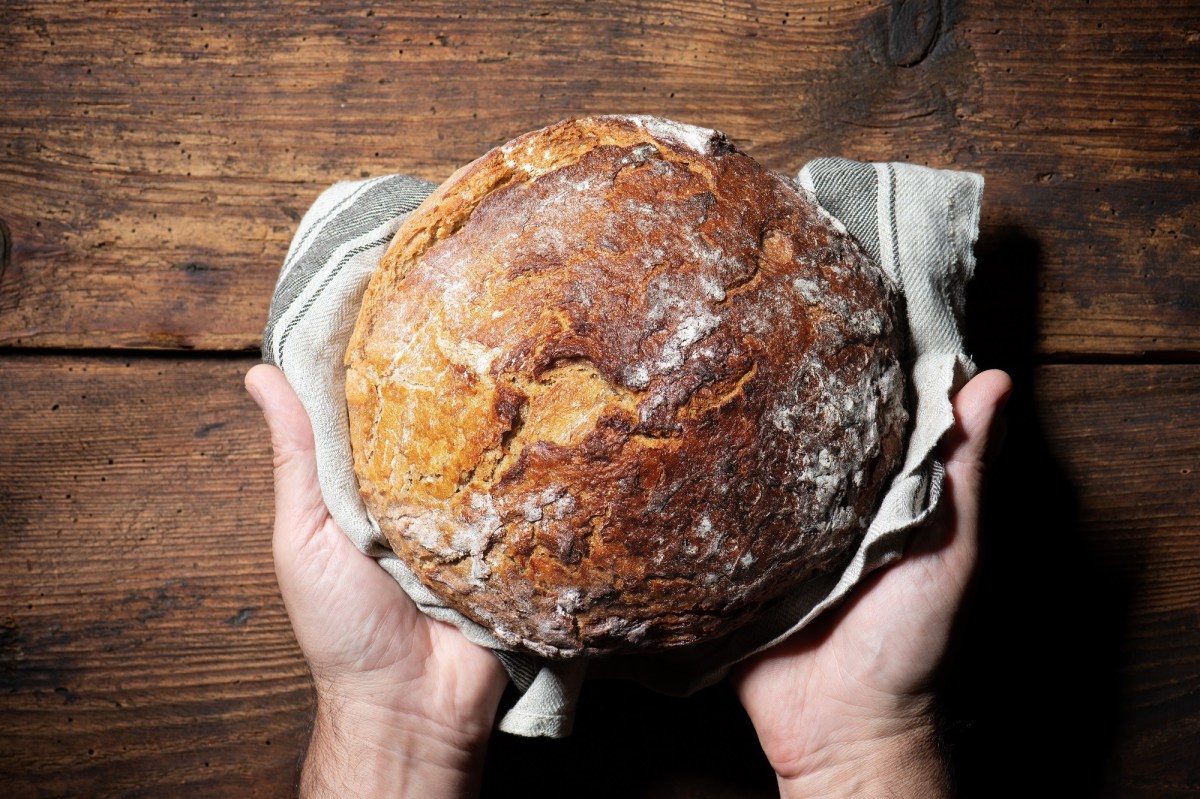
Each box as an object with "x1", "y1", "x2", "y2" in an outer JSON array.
[{"x1": 261, "y1": 145, "x2": 983, "y2": 738}]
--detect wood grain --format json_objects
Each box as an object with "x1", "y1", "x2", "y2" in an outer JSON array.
[
  {"x1": 1, "y1": 1, "x2": 1196, "y2": 795},
  {"x1": 0, "y1": 356, "x2": 308, "y2": 797},
  {"x1": 1, "y1": 0, "x2": 1197, "y2": 354},
  {"x1": 949, "y1": 363, "x2": 1200, "y2": 798},
  {"x1": 0, "y1": 356, "x2": 1196, "y2": 796}
]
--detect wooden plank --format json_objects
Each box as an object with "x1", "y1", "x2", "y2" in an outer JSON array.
[
  {"x1": 1048, "y1": 366, "x2": 1199, "y2": 797},
  {"x1": 948, "y1": 364, "x2": 1200, "y2": 798},
  {"x1": 1, "y1": 356, "x2": 1197, "y2": 795},
  {"x1": 1, "y1": 1, "x2": 1197, "y2": 354},
  {"x1": 0, "y1": 354, "x2": 773, "y2": 798},
  {"x1": 0, "y1": 356, "x2": 310, "y2": 797}
]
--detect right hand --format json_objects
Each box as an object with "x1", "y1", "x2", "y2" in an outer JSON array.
[{"x1": 732, "y1": 369, "x2": 1012, "y2": 798}]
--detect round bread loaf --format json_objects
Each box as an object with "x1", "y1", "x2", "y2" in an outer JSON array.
[{"x1": 345, "y1": 116, "x2": 907, "y2": 657}]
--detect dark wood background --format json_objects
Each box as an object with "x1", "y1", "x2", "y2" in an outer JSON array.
[{"x1": 2, "y1": 1, "x2": 1196, "y2": 796}]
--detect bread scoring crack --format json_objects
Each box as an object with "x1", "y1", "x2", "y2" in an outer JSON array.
[
  {"x1": 679, "y1": 361, "x2": 759, "y2": 420},
  {"x1": 346, "y1": 116, "x2": 908, "y2": 657}
]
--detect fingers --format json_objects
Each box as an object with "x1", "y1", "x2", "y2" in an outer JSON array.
[
  {"x1": 942, "y1": 369, "x2": 1013, "y2": 470},
  {"x1": 922, "y1": 369, "x2": 1012, "y2": 570},
  {"x1": 245, "y1": 361, "x2": 315, "y2": 446},
  {"x1": 245, "y1": 364, "x2": 327, "y2": 543}
]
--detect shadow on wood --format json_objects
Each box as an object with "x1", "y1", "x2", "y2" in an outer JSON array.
[
  {"x1": 948, "y1": 227, "x2": 1129, "y2": 796},
  {"x1": 0, "y1": 217, "x2": 10, "y2": 294},
  {"x1": 484, "y1": 679, "x2": 775, "y2": 798}
]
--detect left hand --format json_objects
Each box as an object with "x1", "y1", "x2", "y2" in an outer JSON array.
[{"x1": 246, "y1": 363, "x2": 509, "y2": 798}]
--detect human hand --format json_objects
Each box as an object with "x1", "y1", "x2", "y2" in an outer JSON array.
[
  {"x1": 731, "y1": 369, "x2": 1013, "y2": 798},
  {"x1": 246, "y1": 364, "x2": 509, "y2": 799}
]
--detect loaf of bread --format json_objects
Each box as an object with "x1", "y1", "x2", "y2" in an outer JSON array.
[{"x1": 345, "y1": 116, "x2": 907, "y2": 657}]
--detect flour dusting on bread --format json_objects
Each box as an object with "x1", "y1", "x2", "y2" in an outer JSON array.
[{"x1": 345, "y1": 116, "x2": 907, "y2": 657}]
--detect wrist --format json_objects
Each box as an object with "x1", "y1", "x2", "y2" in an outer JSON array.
[
  {"x1": 773, "y1": 716, "x2": 951, "y2": 799},
  {"x1": 301, "y1": 691, "x2": 494, "y2": 799}
]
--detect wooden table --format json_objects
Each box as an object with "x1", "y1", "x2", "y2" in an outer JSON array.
[{"x1": 2, "y1": 2, "x2": 1197, "y2": 796}]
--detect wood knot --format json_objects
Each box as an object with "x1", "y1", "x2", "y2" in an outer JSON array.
[{"x1": 888, "y1": 0, "x2": 943, "y2": 67}]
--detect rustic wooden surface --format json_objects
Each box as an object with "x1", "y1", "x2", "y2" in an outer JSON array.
[
  {"x1": 1, "y1": 0, "x2": 1197, "y2": 797},
  {"x1": 2, "y1": 0, "x2": 1197, "y2": 355},
  {"x1": 2, "y1": 359, "x2": 1195, "y2": 797}
]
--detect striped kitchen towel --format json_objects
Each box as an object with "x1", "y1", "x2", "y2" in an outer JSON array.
[{"x1": 261, "y1": 154, "x2": 983, "y2": 738}]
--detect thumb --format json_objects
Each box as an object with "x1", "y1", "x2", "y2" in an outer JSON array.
[
  {"x1": 245, "y1": 363, "x2": 328, "y2": 539},
  {"x1": 935, "y1": 369, "x2": 1013, "y2": 567},
  {"x1": 943, "y1": 369, "x2": 1013, "y2": 474}
]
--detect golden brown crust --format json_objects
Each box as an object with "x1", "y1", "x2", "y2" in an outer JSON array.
[{"x1": 345, "y1": 116, "x2": 907, "y2": 657}]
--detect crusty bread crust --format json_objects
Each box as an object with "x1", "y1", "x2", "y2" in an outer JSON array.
[{"x1": 345, "y1": 116, "x2": 907, "y2": 657}]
